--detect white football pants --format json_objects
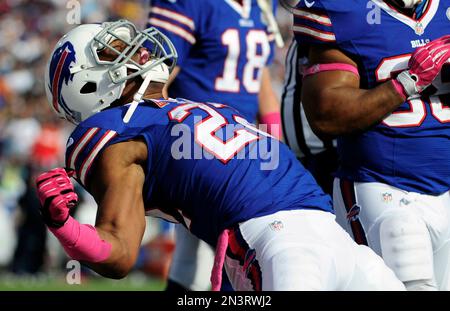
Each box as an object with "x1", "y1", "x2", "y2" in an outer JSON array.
[
  {"x1": 225, "y1": 209, "x2": 405, "y2": 291},
  {"x1": 334, "y1": 178, "x2": 450, "y2": 291}
]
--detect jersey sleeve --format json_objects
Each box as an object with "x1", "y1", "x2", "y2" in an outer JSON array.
[
  {"x1": 293, "y1": 1, "x2": 337, "y2": 49},
  {"x1": 65, "y1": 103, "x2": 166, "y2": 189},
  {"x1": 147, "y1": 0, "x2": 201, "y2": 66},
  {"x1": 293, "y1": 0, "x2": 370, "y2": 52},
  {"x1": 64, "y1": 124, "x2": 151, "y2": 189},
  {"x1": 65, "y1": 126, "x2": 120, "y2": 188}
]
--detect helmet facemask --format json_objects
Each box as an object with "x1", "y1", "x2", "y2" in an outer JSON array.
[
  {"x1": 91, "y1": 20, "x2": 177, "y2": 85},
  {"x1": 90, "y1": 20, "x2": 178, "y2": 123}
]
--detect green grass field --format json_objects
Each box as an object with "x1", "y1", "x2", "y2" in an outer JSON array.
[{"x1": 0, "y1": 272, "x2": 166, "y2": 291}]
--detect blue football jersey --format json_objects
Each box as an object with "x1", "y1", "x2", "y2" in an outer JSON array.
[
  {"x1": 294, "y1": 0, "x2": 450, "y2": 195},
  {"x1": 65, "y1": 99, "x2": 332, "y2": 246},
  {"x1": 147, "y1": 0, "x2": 276, "y2": 122}
]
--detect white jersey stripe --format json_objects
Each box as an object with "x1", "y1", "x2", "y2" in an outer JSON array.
[
  {"x1": 80, "y1": 130, "x2": 117, "y2": 186},
  {"x1": 149, "y1": 17, "x2": 196, "y2": 45},
  {"x1": 150, "y1": 6, "x2": 195, "y2": 31},
  {"x1": 281, "y1": 40, "x2": 301, "y2": 156},
  {"x1": 293, "y1": 25, "x2": 336, "y2": 42},
  {"x1": 281, "y1": 40, "x2": 337, "y2": 157},
  {"x1": 293, "y1": 8, "x2": 332, "y2": 26},
  {"x1": 68, "y1": 128, "x2": 100, "y2": 176}
]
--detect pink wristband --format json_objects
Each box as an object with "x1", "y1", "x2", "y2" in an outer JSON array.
[
  {"x1": 391, "y1": 79, "x2": 408, "y2": 101},
  {"x1": 303, "y1": 63, "x2": 360, "y2": 78},
  {"x1": 50, "y1": 216, "x2": 112, "y2": 263},
  {"x1": 260, "y1": 112, "x2": 282, "y2": 140}
]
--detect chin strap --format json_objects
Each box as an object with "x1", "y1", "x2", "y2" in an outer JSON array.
[
  {"x1": 122, "y1": 60, "x2": 170, "y2": 123},
  {"x1": 123, "y1": 72, "x2": 154, "y2": 123}
]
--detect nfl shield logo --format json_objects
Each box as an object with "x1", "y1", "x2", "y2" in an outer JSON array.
[
  {"x1": 415, "y1": 22, "x2": 424, "y2": 36},
  {"x1": 269, "y1": 220, "x2": 284, "y2": 231},
  {"x1": 382, "y1": 193, "x2": 393, "y2": 203}
]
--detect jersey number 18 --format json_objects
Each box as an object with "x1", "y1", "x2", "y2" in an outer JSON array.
[{"x1": 215, "y1": 29, "x2": 271, "y2": 94}]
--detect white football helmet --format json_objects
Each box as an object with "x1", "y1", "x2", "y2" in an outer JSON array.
[{"x1": 45, "y1": 20, "x2": 177, "y2": 124}]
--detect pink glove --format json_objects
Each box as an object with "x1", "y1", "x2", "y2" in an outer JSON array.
[
  {"x1": 394, "y1": 35, "x2": 450, "y2": 98},
  {"x1": 36, "y1": 168, "x2": 78, "y2": 228}
]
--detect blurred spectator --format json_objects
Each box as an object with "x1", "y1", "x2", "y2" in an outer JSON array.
[
  {"x1": 30, "y1": 120, "x2": 64, "y2": 169},
  {"x1": 10, "y1": 164, "x2": 46, "y2": 274}
]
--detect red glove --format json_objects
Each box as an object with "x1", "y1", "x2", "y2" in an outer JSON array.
[
  {"x1": 394, "y1": 35, "x2": 450, "y2": 98},
  {"x1": 35, "y1": 168, "x2": 78, "y2": 228}
]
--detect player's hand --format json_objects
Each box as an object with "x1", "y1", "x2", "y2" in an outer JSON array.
[
  {"x1": 396, "y1": 35, "x2": 450, "y2": 97},
  {"x1": 35, "y1": 168, "x2": 78, "y2": 228}
]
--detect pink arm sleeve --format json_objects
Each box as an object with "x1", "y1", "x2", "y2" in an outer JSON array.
[{"x1": 50, "y1": 216, "x2": 112, "y2": 263}]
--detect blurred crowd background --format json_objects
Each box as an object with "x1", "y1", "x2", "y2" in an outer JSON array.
[{"x1": 0, "y1": 0, "x2": 293, "y2": 287}]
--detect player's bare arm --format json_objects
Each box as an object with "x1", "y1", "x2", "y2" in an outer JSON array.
[
  {"x1": 302, "y1": 46, "x2": 405, "y2": 137},
  {"x1": 85, "y1": 139, "x2": 148, "y2": 279},
  {"x1": 258, "y1": 67, "x2": 280, "y2": 116},
  {"x1": 258, "y1": 67, "x2": 282, "y2": 139},
  {"x1": 35, "y1": 139, "x2": 149, "y2": 280},
  {"x1": 303, "y1": 36, "x2": 450, "y2": 137}
]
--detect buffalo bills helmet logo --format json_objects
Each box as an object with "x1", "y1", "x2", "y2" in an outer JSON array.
[{"x1": 48, "y1": 42, "x2": 76, "y2": 118}]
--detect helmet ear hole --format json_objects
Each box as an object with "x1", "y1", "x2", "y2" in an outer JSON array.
[{"x1": 80, "y1": 82, "x2": 97, "y2": 94}]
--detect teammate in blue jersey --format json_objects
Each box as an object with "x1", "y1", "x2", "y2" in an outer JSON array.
[
  {"x1": 288, "y1": 0, "x2": 450, "y2": 290},
  {"x1": 147, "y1": 0, "x2": 283, "y2": 291},
  {"x1": 147, "y1": 0, "x2": 282, "y2": 125},
  {"x1": 36, "y1": 20, "x2": 405, "y2": 290}
]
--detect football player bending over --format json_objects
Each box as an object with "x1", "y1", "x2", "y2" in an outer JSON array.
[{"x1": 36, "y1": 20, "x2": 405, "y2": 290}]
